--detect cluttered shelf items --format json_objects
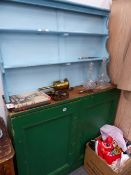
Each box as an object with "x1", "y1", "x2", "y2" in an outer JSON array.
[{"x1": 6, "y1": 80, "x2": 112, "y2": 113}]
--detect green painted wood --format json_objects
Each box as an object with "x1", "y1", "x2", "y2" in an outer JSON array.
[
  {"x1": 75, "y1": 89, "x2": 120, "y2": 164},
  {"x1": 10, "y1": 88, "x2": 120, "y2": 175},
  {"x1": 11, "y1": 101, "x2": 80, "y2": 175}
]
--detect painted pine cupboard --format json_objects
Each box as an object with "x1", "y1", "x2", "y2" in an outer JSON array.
[
  {"x1": 9, "y1": 88, "x2": 120, "y2": 175},
  {"x1": 0, "y1": 1, "x2": 120, "y2": 175}
]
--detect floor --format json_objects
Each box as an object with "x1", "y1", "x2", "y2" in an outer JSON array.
[{"x1": 69, "y1": 166, "x2": 88, "y2": 175}]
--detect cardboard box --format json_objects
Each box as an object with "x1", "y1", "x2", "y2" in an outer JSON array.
[{"x1": 84, "y1": 143, "x2": 131, "y2": 175}]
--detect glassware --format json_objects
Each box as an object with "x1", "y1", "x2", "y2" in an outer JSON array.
[
  {"x1": 84, "y1": 62, "x2": 96, "y2": 90},
  {"x1": 97, "y1": 58, "x2": 110, "y2": 87}
]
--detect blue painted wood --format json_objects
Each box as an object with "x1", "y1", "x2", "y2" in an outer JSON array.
[
  {"x1": 0, "y1": 33, "x2": 107, "y2": 69},
  {"x1": 0, "y1": 2, "x2": 108, "y2": 34},
  {"x1": 0, "y1": 2, "x2": 58, "y2": 31},
  {"x1": 4, "y1": 58, "x2": 105, "y2": 69},
  {"x1": 57, "y1": 10, "x2": 108, "y2": 34},
  {"x1": 3, "y1": 0, "x2": 110, "y2": 16},
  {"x1": 0, "y1": 51, "x2": 4, "y2": 73},
  {"x1": 2, "y1": 73, "x2": 10, "y2": 102},
  {"x1": 0, "y1": 1, "x2": 109, "y2": 101},
  {"x1": 5, "y1": 65, "x2": 60, "y2": 97},
  {"x1": 101, "y1": 36, "x2": 109, "y2": 58},
  {"x1": 59, "y1": 36, "x2": 107, "y2": 63},
  {"x1": 0, "y1": 34, "x2": 59, "y2": 67},
  {"x1": 0, "y1": 29, "x2": 108, "y2": 36}
]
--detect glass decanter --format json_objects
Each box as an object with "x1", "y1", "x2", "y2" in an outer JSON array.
[
  {"x1": 97, "y1": 58, "x2": 110, "y2": 87},
  {"x1": 84, "y1": 62, "x2": 96, "y2": 90}
]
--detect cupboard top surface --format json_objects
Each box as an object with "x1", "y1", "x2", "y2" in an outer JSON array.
[{"x1": 9, "y1": 86, "x2": 119, "y2": 118}]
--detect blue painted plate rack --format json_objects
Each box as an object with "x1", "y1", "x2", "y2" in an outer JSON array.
[{"x1": 0, "y1": 0, "x2": 110, "y2": 102}]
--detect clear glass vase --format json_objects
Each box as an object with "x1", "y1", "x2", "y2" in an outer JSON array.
[
  {"x1": 84, "y1": 62, "x2": 96, "y2": 90},
  {"x1": 97, "y1": 58, "x2": 110, "y2": 88}
]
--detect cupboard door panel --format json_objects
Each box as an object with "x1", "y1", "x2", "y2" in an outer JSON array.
[
  {"x1": 76, "y1": 90, "x2": 120, "y2": 161},
  {"x1": 11, "y1": 102, "x2": 80, "y2": 175}
]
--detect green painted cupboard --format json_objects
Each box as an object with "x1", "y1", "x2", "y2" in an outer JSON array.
[{"x1": 9, "y1": 88, "x2": 120, "y2": 175}]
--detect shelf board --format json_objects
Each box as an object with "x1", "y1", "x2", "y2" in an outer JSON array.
[
  {"x1": 0, "y1": 28, "x2": 108, "y2": 37},
  {"x1": 4, "y1": 57, "x2": 107, "y2": 69}
]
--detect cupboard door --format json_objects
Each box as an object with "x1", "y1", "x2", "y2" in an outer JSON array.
[
  {"x1": 11, "y1": 101, "x2": 80, "y2": 175},
  {"x1": 76, "y1": 89, "x2": 120, "y2": 162}
]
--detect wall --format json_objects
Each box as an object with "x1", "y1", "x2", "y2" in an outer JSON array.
[
  {"x1": 67, "y1": 0, "x2": 112, "y2": 9},
  {"x1": 0, "y1": 0, "x2": 112, "y2": 122}
]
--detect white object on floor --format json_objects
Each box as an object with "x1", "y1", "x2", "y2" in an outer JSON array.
[{"x1": 100, "y1": 124, "x2": 127, "y2": 152}]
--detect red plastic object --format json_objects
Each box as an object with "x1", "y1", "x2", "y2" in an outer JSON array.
[{"x1": 96, "y1": 136, "x2": 122, "y2": 165}]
